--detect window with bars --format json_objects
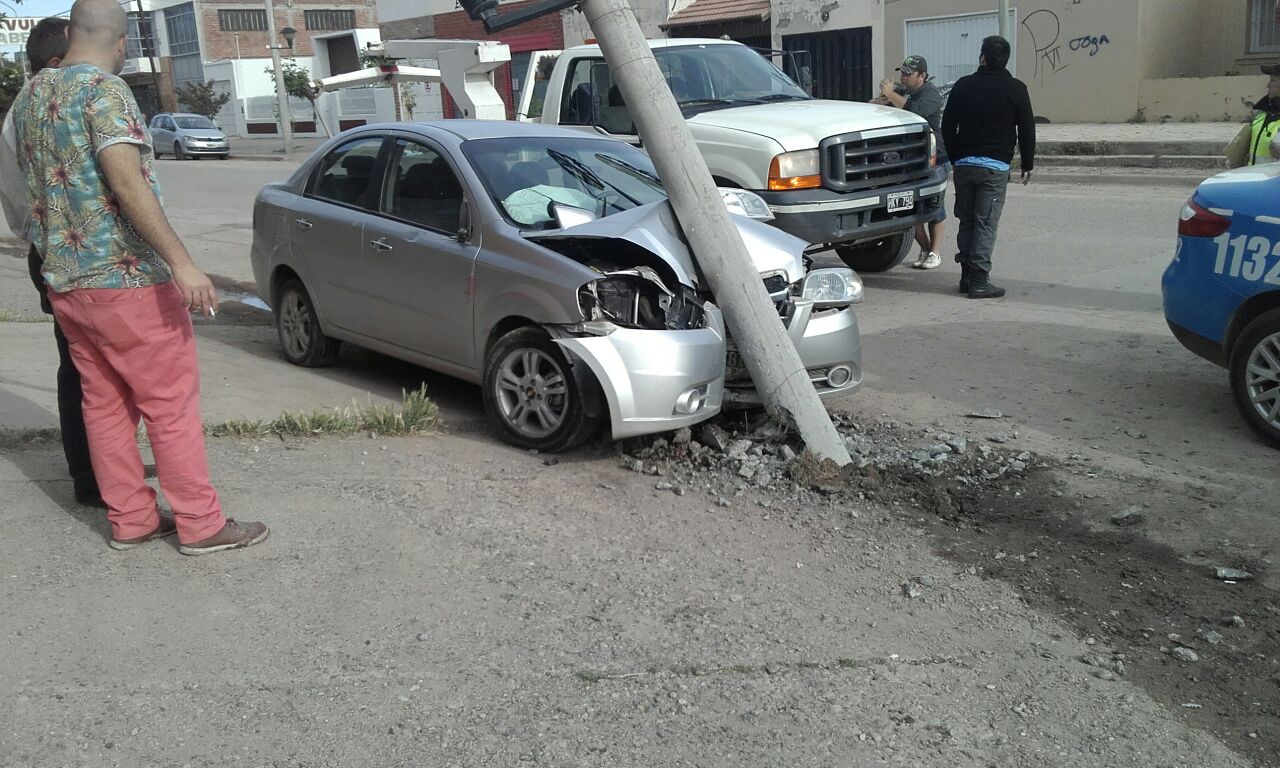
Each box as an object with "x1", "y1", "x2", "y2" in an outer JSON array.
[
  {"x1": 126, "y1": 12, "x2": 156, "y2": 59},
  {"x1": 305, "y1": 9, "x2": 356, "y2": 31},
  {"x1": 1250, "y1": 0, "x2": 1280, "y2": 54},
  {"x1": 218, "y1": 9, "x2": 268, "y2": 32},
  {"x1": 163, "y1": 3, "x2": 200, "y2": 57}
]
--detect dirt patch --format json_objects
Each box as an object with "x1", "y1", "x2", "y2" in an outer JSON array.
[{"x1": 618, "y1": 415, "x2": 1278, "y2": 767}]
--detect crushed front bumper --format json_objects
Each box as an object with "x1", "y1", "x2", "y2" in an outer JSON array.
[
  {"x1": 553, "y1": 306, "x2": 727, "y2": 439},
  {"x1": 724, "y1": 299, "x2": 862, "y2": 406}
]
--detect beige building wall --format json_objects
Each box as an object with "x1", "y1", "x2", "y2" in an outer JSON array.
[
  {"x1": 884, "y1": 0, "x2": 1267, "y2": 123},
  {"x1": 772, "y1": 0, "x2": 885, "y2": 68}
]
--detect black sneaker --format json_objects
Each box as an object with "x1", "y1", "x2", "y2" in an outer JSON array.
[{"x1": 968, "y1": 283, "x2": 1007, "y2": 299}]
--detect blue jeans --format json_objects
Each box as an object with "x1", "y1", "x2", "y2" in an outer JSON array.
[{"x1": 953, "y1": 165, "x2": 1009, "y2": 279}]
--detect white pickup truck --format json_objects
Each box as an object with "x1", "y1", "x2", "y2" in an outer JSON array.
[{"x1": 518, "y1": 38, "x2": 949, "y2": 272}]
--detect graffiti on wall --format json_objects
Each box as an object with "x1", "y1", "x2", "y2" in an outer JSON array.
[{"x1": 1021, "y1": 9, "x2": 1113, "y2": 85}]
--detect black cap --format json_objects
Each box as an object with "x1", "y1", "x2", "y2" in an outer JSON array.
[
  {"x1": 896, "y1": 55, "x2": 928, "y2": 75},
  {"x1": 1264, "y1": 63, "x2": 1280, "y2": 75}
]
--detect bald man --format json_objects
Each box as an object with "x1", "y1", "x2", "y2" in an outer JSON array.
[{"x1": 11, "y1": 0, "x2": 268, "y2": 555}]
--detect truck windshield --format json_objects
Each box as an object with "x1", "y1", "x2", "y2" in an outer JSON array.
[
  {"x1": 463, "y1": 137, "x2": 667, "y2": 229},
  {"x1": 656, "y1": 44, "x2": 810, "y2": 111}
]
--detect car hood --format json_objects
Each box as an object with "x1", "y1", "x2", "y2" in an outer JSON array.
[
  {"x1": 1197, "y1": 163, "x2": 1280, "y2": 221},
  {"x1": 527, "y1": 200, "x2": 807, "y2": 287},
  {"x1": 179, "y1": 130, "x2": 225, "y2": 140},
  {"x1": 688, "y1": 100, "x2": 928, "y2": 152}
]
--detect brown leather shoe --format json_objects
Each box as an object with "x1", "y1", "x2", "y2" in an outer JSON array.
[
  {"x1": 109, "y1": 515, "x2": 178, "y2": 551},
  {"x1": 178, "y1": 519, "x2": 269, "y2": 556}
]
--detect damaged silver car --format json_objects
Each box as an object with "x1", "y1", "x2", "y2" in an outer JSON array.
[{"x1": 250, "y1": 121, "x2": 863, "y2": 451}]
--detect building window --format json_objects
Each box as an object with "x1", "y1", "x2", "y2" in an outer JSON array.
[
  {"x1": 126, "y1": 11, "x2": 156, "y2": 59},
  {"x1": 164, "y1": 3, "x2": 203, "y2": 86},
  {"x1": 305, "y1": 9, "x2": 356, "y2": 31},
  {"x1": 164, "y1": 3, "x2": 200, "y2": 57},
  {"x1": 1250, "y1": 0, "x2": 1280, "y2": 54},
  {"x1": 218, "y1": 9, "x2": 269, "y2": 32}
]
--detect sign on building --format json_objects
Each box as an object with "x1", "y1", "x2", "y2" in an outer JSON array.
[{"x1": 0, "y1": 18, "x2": 45, "y2": 46}]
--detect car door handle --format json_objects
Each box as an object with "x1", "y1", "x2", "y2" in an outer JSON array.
[
  {"x1": 369, "y1": 237, "x2": 394, "y2": 252},
  {"x1": 294, "y1": 218, "x2": 312, "y2": 229}
]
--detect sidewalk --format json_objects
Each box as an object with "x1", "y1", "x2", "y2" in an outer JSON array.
[{"x1": 221, "y1": 120, "x2": 1238, "y2": 186}]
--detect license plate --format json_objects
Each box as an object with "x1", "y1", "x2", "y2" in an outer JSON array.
[{"x1": 887, "y1": 191, "x2": 915, "y2": 212}]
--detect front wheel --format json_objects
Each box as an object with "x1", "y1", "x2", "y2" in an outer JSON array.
[
  {"x1": 834, "y1": 232, "x2": 911, "y2": 273},
  {"x1": 173, "y1": 142, "x2": 185, "y2": 161},
  {"x1": 275, "y1": 278, "x2": 340, "y2": 367},
  {"x1": 482, "y1": 327, "x2": 602, "y2": 452},
  {"x1": 1229, "y1": 308, "x2": 1280, "y2": 448}
]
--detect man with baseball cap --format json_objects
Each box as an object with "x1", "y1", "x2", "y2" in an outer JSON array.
[{"x1": 877, "y1": 55, "x2": 948, "y2": 270}]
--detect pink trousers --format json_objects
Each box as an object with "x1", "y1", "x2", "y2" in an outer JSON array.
[{"x1": 48, "y1": 282, "x2": 226, "y2": 544}]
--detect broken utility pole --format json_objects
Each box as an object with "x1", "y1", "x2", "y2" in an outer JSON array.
[{"x1": 457, "y1": 0, "x2": 852, "y2": 466}]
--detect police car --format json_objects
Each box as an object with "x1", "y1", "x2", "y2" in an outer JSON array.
[{"x1": 1163, "y1": 165, "x2": 1280, "y2": 448}]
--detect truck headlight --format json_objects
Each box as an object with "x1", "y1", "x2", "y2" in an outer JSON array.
[
  {"x1": 800, "y1": 267, "x2": 863, "y2": 306},
  {"x1": 768, "y1": 149, "x2": 821, "y2": 191},
  {"x1": 929, "y1": 132, "x2": 937, "y2": 166},
  {"x1": 719, "y1": 187, "x2": 774, "y2": 220}
]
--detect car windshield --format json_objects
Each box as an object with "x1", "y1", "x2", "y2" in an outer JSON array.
[
  {"x1": 656, "y1": 45, "x2": 809, "y2": 110},
  {"x1": 175, "y1": 116, "x2": 217, "y2": 130},
  {"x1": 463, "y1": 137, "x2": 667, "y2": 229}
]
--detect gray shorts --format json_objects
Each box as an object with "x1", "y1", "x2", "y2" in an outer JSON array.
[{"x1": 924, "y1": 181, "x2": 947, "y2": 224}]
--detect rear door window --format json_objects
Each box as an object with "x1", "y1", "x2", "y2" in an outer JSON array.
[{"x1": 308, "y1": 136, "x2": 386, "y2": 210}]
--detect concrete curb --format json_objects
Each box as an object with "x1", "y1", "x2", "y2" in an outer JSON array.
[{"x1": 1033, "y1": 170, "x2": 1208, "y2": 188}]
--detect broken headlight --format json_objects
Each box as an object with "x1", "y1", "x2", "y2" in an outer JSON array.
[
  {"x1": 800, "y1": 267, "x2": 863, "y2": 307},
  {"x1": 578, "y1": 265, "x2": 705, "y2": 330},
  {"x1": 719, "y1": 187, "x2": 774, "y2": 221}
]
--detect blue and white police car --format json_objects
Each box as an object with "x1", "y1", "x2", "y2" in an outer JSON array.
[{"x1": 1163, "y1": 165, "x2": 1280, "y2": 449}]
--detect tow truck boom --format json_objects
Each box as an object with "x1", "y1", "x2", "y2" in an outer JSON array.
[{"x1": 307, "y1": 39, "x2": 512, "y2": 120}]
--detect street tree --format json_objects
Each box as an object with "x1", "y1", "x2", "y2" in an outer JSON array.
[
  {"x1": 0, "y1": 59, "x2": 26, "y2": 118},
  {"x1": 174, "y1": 80, "x2": 231, "y2": 120},
  {"x1": 265, "y1": 59, "x2": 329, "y2": 136}
]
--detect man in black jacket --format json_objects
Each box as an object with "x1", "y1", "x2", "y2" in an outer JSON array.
[{"x1": 941, "y1": 35, "x2": 1036, "y2": 299}]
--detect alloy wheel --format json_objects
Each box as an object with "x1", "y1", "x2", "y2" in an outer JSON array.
[
  {"x1": 1245, "y1": 330, "x2": 1280, "y2": 430},
  {"x1": 278, "y1": 289, "x2": 312, "y2": 360},
  {"x1": 493, "y1": 348, "x2": 569, "y2": 439}
]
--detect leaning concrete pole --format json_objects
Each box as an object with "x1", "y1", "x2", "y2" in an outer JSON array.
[{"x1": 580, "y1": 0, "x2": 851, "y2": 465}]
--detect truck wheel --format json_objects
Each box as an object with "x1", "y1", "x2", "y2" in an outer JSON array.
[
  {"x1": 1229, "y1": 308, "x2": 1280, "y2": 449},
  {"x1": 834, "y1": 233, "x2": 911, "y2": 273},
  {"x1": 482, "y1": 327, "x2": 602, "y2": 452}
]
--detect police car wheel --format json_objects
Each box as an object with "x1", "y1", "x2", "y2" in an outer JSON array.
[{"x1": 1229, "y1": 308, "x2": 1280, "y2": 449}]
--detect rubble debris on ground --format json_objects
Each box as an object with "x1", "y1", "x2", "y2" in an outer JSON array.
[
  {"x1": 614, "y1": 412, "x2": 1043, "y2": 517},
  {"x1": 1213, "y1": 567, "x2": 1254, "y2": 581}
]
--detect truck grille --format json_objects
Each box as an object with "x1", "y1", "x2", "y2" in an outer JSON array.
[{"x1": 821, "y1": 127, "x2": 932, "y2": 193}]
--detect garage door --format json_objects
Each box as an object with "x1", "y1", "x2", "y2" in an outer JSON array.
[
  {"x1": 904, "y1": 9, "x2": 1018, "y2": 87},
  {"x1": 212, "y1": 80, "x2": 237, "y2": 136}
]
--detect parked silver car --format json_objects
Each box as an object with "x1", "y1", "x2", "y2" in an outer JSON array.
[
  {"x1": 149, "y1": 112, "x2": 230, "y2": 159},
  {"x1": 250, "y1": 121, "x2": 863, "y2": 451}
]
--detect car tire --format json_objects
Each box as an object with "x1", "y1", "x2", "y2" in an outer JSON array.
[
  {"x1": 173, "y1": 142, "x2": 185, "y2": 161},
  {"x1": 482, "y1": 327, "x2": 602, "y2": 452},
  {"x1": 834, "y1": 232, "x2": 912, "y2": 273},
  {"x1": 1229, "y1": 307, "x2": 1280, "y2": 449},
  {"x1": 275, "y1": 279, "x2": 340, "y2": 367}
]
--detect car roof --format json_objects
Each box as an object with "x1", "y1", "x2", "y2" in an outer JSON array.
[
  {"x1": 353, "y1": 120, "x2": 627, "y2": 143},
  {"x1": 566, "y1": 37, "x2": 743, "y2": 56}
]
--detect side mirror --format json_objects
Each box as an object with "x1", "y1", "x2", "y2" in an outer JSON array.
[
  {"x1": 550, "y1": 201, "x2": 598, "y2": 229},
  {"x1": 457, "y1": 199, "x2": 472, "y2": 241}
]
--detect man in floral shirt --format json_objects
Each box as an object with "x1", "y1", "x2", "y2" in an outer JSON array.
[{"x1": 12, "y1": 0, "x2": 267, "y2": 555}]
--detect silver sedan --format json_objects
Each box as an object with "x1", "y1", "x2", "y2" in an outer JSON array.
[{"x1": 250, "y1": 120, "x2": 863, "y2": 451}]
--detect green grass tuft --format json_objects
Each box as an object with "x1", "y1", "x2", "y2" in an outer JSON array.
[{"x1": 204, "y1": 385, "x2": 438, "y2": 439}]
